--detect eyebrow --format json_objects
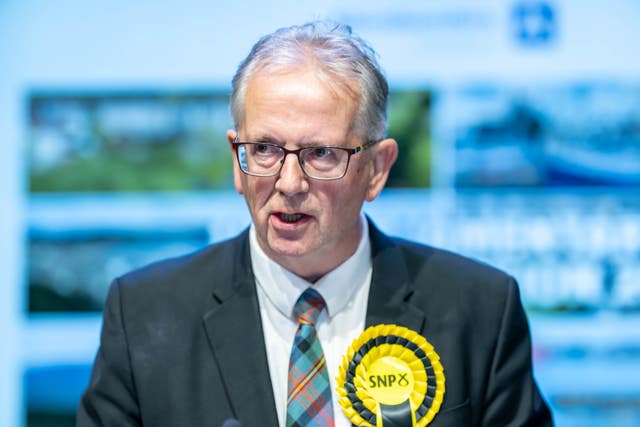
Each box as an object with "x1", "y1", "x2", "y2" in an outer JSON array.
[
  {"x1": 246, "y1": 135, "x2": 283, "y2": 145},
  {"x1": 244, "y1": 135, "x2": 334, "y2": 148}
]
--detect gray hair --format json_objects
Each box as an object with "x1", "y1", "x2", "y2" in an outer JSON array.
[{"x1": 230, "y1": 21, "x2": 389, "y2": 142}]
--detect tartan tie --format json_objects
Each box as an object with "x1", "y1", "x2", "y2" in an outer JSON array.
[{"x1": 286, "y1": 288, "x2": 335, "y2": 427}]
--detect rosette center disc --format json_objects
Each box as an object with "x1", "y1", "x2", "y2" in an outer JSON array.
[{"x1": 365, "y1": 356, "x2": 414, "y2": 405}]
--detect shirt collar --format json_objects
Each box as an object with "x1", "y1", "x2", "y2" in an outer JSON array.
[{"x1": 249, "y1": 214, "x2": 371, "y2": 320}]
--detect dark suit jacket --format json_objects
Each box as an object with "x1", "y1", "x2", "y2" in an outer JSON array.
[{"x1": 77, "y1": 221, "x2": 552, "y2": 426}]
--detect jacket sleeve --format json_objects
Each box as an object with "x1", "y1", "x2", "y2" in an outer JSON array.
[
  {"x1": 77, "y1": 279, "x2": 141, "y2": 427},
  {"x1": 481, "y1": 277, "x2": 553, "y2": 426}
]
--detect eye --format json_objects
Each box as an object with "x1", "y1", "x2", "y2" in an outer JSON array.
[
  {"x1": 309, "y1": 147, "x2": 334, "y2": 159},
  {"x1": 255, "y1": 143, "x2": 270, "y2": 153},
  {"x1": 253, "y1": 143, "x2": 279, "y2": 155}
]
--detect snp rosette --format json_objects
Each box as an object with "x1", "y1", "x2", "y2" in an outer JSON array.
[{"x1": 336, "y1": 324, "x2": 445, "y2": 427}]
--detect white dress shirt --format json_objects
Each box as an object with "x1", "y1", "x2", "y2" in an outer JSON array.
[{"x1": 250, "y1": 215, "x2": 372, "y2": 427}]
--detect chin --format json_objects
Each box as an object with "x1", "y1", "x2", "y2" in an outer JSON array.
[{"x1": 269, "y1": 241, "x2": 313, "y2": 259}]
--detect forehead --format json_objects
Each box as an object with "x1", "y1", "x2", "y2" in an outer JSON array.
[{"x1": 242, "y1": 66, "x2": 361, "y2": 143}]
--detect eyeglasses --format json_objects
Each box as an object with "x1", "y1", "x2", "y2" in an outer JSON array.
[{"x1": 232, "y1": 137, "x2": 379, "y2": 180}]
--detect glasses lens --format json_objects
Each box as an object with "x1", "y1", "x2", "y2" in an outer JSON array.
[
  {"x1": 300, "y1": 147, "x2": 349, "y2": 179},
  {"x1": 238, "y1": 143, "x2": 282, "y2": 175}
]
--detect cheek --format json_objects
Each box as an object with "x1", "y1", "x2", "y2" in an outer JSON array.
[
  {"x1": 243, "y1": 178, "x2": 273, "y2": 211},
  {"x1": 349, "y1": 165, "x2": 373, "y2": 200},
  {"x1": 351, "y1": 157, "x2": 372, "y2": 184},
  {"x1": 320, "y1": 183, "x2": 362, "y2": 217}
]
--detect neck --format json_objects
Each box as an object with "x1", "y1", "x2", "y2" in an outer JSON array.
[{"x1": 280, "y1": 238, "x2": 361, "y2": 283}]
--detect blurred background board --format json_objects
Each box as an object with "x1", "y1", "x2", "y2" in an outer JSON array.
[{"x1": 1, "y1": 1, "x2": 639, "y2": 426}]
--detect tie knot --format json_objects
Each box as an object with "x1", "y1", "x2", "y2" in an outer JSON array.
[{"x1": 293, "y1": 288, "x2": 326, "y2": 325}]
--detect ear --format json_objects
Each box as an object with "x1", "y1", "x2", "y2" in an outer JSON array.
[
  {"x1": 227, "y1": 129, "x2": 244, "y2": 195},
  {"x1": 365, "y1": 138, "x2": 398, "y2": 202}
]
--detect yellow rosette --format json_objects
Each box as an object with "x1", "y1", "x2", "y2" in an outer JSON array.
[{"x1": 336, "y1": 324, "x2": 445, "y2": 427}]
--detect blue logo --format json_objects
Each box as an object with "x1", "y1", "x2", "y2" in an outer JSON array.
[{"x1": 513, "y1": 1, "x2": 557, "y2": 45}]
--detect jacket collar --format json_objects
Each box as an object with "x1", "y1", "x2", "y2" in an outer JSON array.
[{"x1": 366, "y1": 218, "x2": 426, "y2": 333}]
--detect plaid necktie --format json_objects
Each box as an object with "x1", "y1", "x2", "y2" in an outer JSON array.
[{"x1": 286, "y1": 288, "x2": 335, "y2": 427}]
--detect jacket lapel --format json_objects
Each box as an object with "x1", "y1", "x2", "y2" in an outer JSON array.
[
  {"x1": 201, "y1": 230, "x2": 279, "y2": 427},
  {"x1": 365, "y1": 219, "x2": 426, "y2": 333},
  {"x1": 199, "y1": 220, "x2": 426, "y2": 426}
]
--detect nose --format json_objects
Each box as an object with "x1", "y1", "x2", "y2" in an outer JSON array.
[{"x1": 274, "y1": 152, "x2": 309, "y2": 195}]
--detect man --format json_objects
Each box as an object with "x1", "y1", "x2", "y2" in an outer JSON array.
[{"x1": 78, "y1": 21, "x2": 553, "y2": 427}]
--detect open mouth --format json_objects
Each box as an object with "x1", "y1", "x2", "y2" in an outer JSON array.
[{"x1": 278, "y1": 213, "x2": 305, "y2": 223}]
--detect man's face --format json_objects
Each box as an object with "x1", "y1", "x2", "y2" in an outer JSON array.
[{"x1": 228, "y1": 66, "x2": 395, "y2": 281}]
